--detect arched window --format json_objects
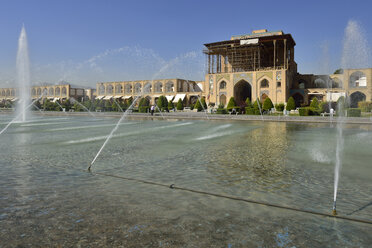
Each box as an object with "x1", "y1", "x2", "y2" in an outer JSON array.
[
  {"x1": 182, "y1": 81, "x2": 189, "y2": 92},
  {"x1": 260, "y1": 79, "x2": 269, "y2": 88},
  {"x1": 165, "y1": 81, "x2": 174, "y2": 92},
  {"x1": 11, "y1": 89, "x2": 15, "y2": 96},
  {"x1": 314, "y1": 78, "x2": 326, "y2": 88},
  {"x1": 32, "y1": 88, "x2": 36, "y2": 96},
  {"x1": 37, "y1": 88, "x2": 42, "y2": 96},
  {"x1": 154, "y1": 82, "x2": 163, "y2": 93},
  {"x1": 2, "y1": 90, "x2": 5, "y2": 96},
  {"x1": 62, "y1": 87, "x2": 67, "y2": 96},
  {"x1": 99, "y1": 85, "x2": 105, "y2": 95},
  {"x1": 124, "y1": 84, "x2": 132, "y2": 94},
  {"x1": 106, "y1": 84, "x2": 113, "y2": 94},
  {"x1": 331, "y1": 77, "x2": 342, "y2": 88},
  {"x1": 6, "y1": 90, "x2": 10, "y2": 96},
  {"x1": 143, "y1": 82, "x2": 151, "y2": 93},
  {"x1": 43, "y1": 88, "x2": 48, "y2": 96},
  {"x1": 219, "y1": 81, "x2": 227, "y2": 89},
  {"x1": 134, "y1": 83, "x2": 142, "y2": 94},
  {"x1": 115, "y1": 84, "x2": 122, "y2": 94},
  {"x1": 349, "y1": 71, "x2": 367, "y2": 87},
  {"x1": 49, "y1": 88, "x2": 54, "y2": 96},
  {"x1": 55, "y1": 87, "x2": 61, "y2": 95}
]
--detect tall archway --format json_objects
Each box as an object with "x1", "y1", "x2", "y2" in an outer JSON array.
[
  {"x1": 234, "y1": 80, "x2": 252, "y2": 105},
  {"x1": 55, "y1": 87, "x2": 61, "y2": 96},
  {"x1": 292, "y1": 93, "x2": 304, "y2": 107},
  {"x1": 219, "y1": 81, "x2": 227, "y2": 89},
  {"x1": 154, "y1": 82, "x2": 163, "y2": 93},
  {"x1": 261, "y1": 93, "x2": 268, "y2": 102},
  {"x1": 349, "y1": 91, "x2": 366, "y2": 108},
  {"x1": 99, "y1": 85, "x2": 105, "y2": 95},
  {"x1": 115, "y1": 84, "x2": 122, "y2": 94}
]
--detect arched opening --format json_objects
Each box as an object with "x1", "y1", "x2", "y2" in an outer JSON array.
[
  {"x1": 11, "y1": 89, "x2": 15, "y2": 96},
  {"x1": 143, "y1": 82, "x2": 151, "y2": 93},
  {"x1": 37, "y1": 88, "x2": 42, "y2": 96},
  {"x1": 43, "y1": 88, "x2": 48, "y2": 96},
  {"x1": 349, "y1": 91, "x2": 366, "y2": 108},
  {"x1": 292, "y1": 93, "x2": 304, "y2": 107},
  {"x1": 115, "y1": 84, "x2": 122, "y2": 94},
  {"x1": 165, "y1": 81, "x2": 174, "y2": 92},
  {"x1": 49, "y1": 88, "x2": 54, "y2": 96},
  {"x1": 182, "y1": 81, "x2": 189, "y2": 92},
  {"x1": 219, "y1": 81, "x2": 227, "y2": 89},
  {"x1": 32, "y1": 88, "x2": 36, "y2": 96},
  {"x1": 2, "y1": 90, "x2": 5, "y2": 96},
  {"x1": 55, "y1": 87, "x2": 60, "y2": 96},
  {"x1": 107, "y1": 84, "x2": 113, "y2": 94},
  {"x1": 154, "y1": 82, "x2": 163, "y2": 93},
  {"x1": 219, "y1": 94, "x2": 227, "y2": 106},
  {"x1": 234, "y1": 80, "x2": 251, "y2": 105},
  {"x1": 260, "y1": 79, "x2": 269, "y2": 88},
  {"x1": 99, "y1": 85, "x2": 105, "y2": 95},
  {"x1": 349, "y1": 71, "x2": 367, "y2": 87},
  {"x1": 124, "y1": 84, "x2": 132, "y2": 94},
  {"x1": 62, "y1": 87, "x2": 67, "y2": 96},
  {"x1": 134, "y1": 83, "x2": 142, "y2": 94},
  {"x1": 314, "y1": 78, "x2": 326, "y2": 88},
  {"x1": 298, "y1": 79, "x2": 307, "y2": 89}
]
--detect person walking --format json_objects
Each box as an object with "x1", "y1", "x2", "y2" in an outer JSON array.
[{"x1": 150, "y1": 105, "x2": 155, "y2": 116}]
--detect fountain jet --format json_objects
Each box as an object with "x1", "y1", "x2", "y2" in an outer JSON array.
[{"x1": 16, "y1": 24, "x2": 31, "y2": 122}]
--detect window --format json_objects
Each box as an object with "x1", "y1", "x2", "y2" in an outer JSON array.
[
  {"x1": 260, "y1": 79, "x2": 269, "y2": 88},
  {"x1": 220, "y1": 81, "x2": 227, "y2": 89},
  {"x1": 277, "y1": 82, "x2": 281, "y2": 88}
]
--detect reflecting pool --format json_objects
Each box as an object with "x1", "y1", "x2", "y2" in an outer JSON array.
[{"x1": 0, "y1": 114, "x2": 371, "y2": 247}]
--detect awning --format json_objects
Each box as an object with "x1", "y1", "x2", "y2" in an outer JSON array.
[
  {"x1": 152, "y1": 95, "x2": 161, "y2": 98},
  {"x1": 123, "y1": 95, "x2": 132, "y2": 99},
  {"x1": 103, "y1": 96, "x2": 113, "y2": 100},
  {"x1": 114, "y1": 96, "x2": 122, "y2": 99},
  {"x1": 173, "y1": 94, "x2": 186, "y2": 102},
  {"x1": 165, "y1": 95, "x2": 174, "y2": 101},
  {"x1": 10, "y1": 98, "x2": 17, "y2": 102},
  {"x1": 47, "y1": 97, "x2": 54, "y2": 100},
  {"x1": 308, "y1": 92, "x2": 324, "y2": 95},
  {"x1": 96, "y1": 96, "x2": 104, "y2": 100},
  {"x1": 52, "y1": 98, "x2": 60, "y2": 102}
]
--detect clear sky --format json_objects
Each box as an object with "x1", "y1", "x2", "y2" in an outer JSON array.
[{"x1": 0, "y1": 0, "x2": 371, "y2": 87}]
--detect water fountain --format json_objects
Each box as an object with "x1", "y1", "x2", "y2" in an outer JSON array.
[
  {"x1": 16, "y1": 25, "x2": 31, "y2": 122},
  {"x1": 333, "y1": 20, "x2": 371, "y2": 215}
]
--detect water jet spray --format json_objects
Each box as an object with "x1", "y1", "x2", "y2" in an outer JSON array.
[{"x1": 332, "y1": 201, "x2": 337, "y2": 216}]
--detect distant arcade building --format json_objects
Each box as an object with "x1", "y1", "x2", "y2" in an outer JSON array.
[{"x1": 203, "y1": 29, "x2": 296, "y2": 106}]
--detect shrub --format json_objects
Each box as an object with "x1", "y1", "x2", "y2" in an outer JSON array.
[
  {"x1": 216, "y1": 108, "x2": 227, "y2": 114},
  {"x1": 347, "y1": 108, "x2": 361, "y2": 117},
  {"x1": 194, "y1": 99, "x2": 203, "y2": 111},
  {"x1": 253, "y1": 100, "x2": 262, "y2": 115},
  {"x1": 168, "y1": 100, "x2": 174, "y2": 110},
  {"x1": 227, "y1": 97, "x2": 237, "y2": 110},
  {"x1": 189, "y1": 103, "x2": 194, "y2": 110},
  {"x1": 286, "y1": 97, "x2": 295, "y2": 111},
  {"x1": 157, "y1": 96, "x2": 168, "y2": 109},
  {"x1": 358, "y1": 101, "x2": 372, "y2": 112},
  {"x1": 245, "y1": 107, "x2": 255, "y2": 115},
  {"x1": 263, "y1": 97, "x2": 274, "y2": 111},
  {"x1": 299, "y1": 107, "x2": 321, "y2": 116},
  {"x1": 310, "y1": 97, "x2": 319, "y2": 109},
  {"x1": 245, "y1": 97, "x2": 252, "y2": 108},
  {"x1": 201, "y1": 97, "x2": 207, "y2": 110},
  {"x1": 139, "y1": 106, "x2": 149, "y2": 113},
  {"x1": 176, "y1": 99, "x2": 184, "y2": 110},
  {"x1": 275, "y1": 103, "x2": 285, "y2": 111}
]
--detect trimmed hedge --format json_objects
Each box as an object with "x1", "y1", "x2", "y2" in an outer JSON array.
[
  {"x1": 286, "y1": 96, "x2": 296, "y2": 111},
  {"x1": 245, "y1": 107, "x2": 255, "y2": 115},
  {"x1": 299, "y1": 107, "x2": 321, "y2": 116},
  {"x1": 216, "y1": 108, "x2": 227, "y2": 114},
  {"x1": 358, "y1": 101, "x2": 372, "y2": 112},
  {"x1": 347, "y1": 108, "x2": 361, "y2": 117},
  {"x1": 275, "y1": 103, "x2": 285, "y2": 111}
]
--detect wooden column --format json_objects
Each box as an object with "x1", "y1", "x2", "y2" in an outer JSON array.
[
  {"x1": 273, "y1": 40, "x2": 276, "y2": 69},
  {"x1": 283, "y1": 39, "x2": 287, "y2": 69}
]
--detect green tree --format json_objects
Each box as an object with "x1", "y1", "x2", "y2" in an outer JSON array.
[
  {"x1": 245, "y1": 97, "x2": 252, "y2": 108},
  {"x1": 168, "y1": 100, "x2": 174, "y2": 110},
  {"x1": 157, "y1": 96, "x2": 168, "y2": 111},
  {"x1": 176, "y1": 99, "x2": 184, "y2": 110},
  {"x1": 334, "y1": 68, "x2": 343, "y2": 74},
  {"x1": 226, "y1": 97, "x2": 237, "y2": 110},
  {"x1": 310, "y1": 97, "x2": 319, "y2": 109},
  {"x1": 253, "y1": 99, "x2": 262, "y2": 115},
  {"x1": 201, "y1": 97, "x2": 207, "y2": 110},
  {"x1": 263, "y1": 97, "x2": 274, "y2": 111},
  {"x1": 104, "y1": 100, "x2": 111, "y2": 111},
  {"x1": 194, "y1": 99, "x2": 202, "y2": 111},
  {"x1": 286, "y1": 96, "x2": 295, "y2": 111}
]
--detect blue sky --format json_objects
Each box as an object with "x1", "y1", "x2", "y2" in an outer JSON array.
[{"x1": 0, "y1": 0, "x2": 371, "y2": 87}]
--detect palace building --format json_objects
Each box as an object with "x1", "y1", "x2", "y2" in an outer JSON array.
[{"x1": 203, "y1": 29, "x2": 372, "y2": 108}]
